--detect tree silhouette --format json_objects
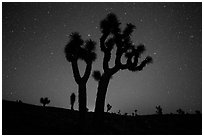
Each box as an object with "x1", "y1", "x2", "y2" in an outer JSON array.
[
  {"x1": 106, "y1": 103, "x2": 112, "y2": 112},
  {"x1": 134, "y1": 109, "x2": 138, "y2": 116},
  {"x1": 177, "y1": 108, "x2": 185, "y2": 115},
  {"x1": 64, "y1": 32, "x2": 96, "y2": 121},
  {"x1": 92, "y1": 13, "x2": 152, "y2": 124},
  {"x1": 118, "y1": 110, "x2": 121, "y2": 115},
  {"x1": 40, "y1": 97, "x2": 50, "y2": 107},
  {"x1": 70, "y1": 93, "x2": 76, "y2": 111},
  {"x1": 156, "y1": 105, "x2": 163, "y2": 115},
  {"x1": 16, "y1": 100, "x2": 23, "y2": 103},
  {"x1": 195, "y1": 110, "x2": 201, "y2": 115}
]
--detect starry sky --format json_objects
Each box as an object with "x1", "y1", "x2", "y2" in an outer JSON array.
[{"x1": 2, "y1": 2, "x2": 202, "y2": 115}]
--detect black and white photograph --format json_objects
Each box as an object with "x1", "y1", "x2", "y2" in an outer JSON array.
[{"x1": 2, "y1": 1, "x2": 202, "y2": 135}]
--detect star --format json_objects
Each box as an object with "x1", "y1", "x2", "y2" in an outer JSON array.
[
  {"x1": 139, "y1": 18, "x2": 143, "y2": 22},
  {"x1": 33, "y1": 18, "x2": 38, "y2": 21},
  {"x1": 163, "y1": 4, "x2": 167, "y2": 8},
  {"x1": 189, "y1": 35, "x2": 194, "y2": 39},
  {"x1": 88, "y1": 34, "x2": 91, "y2": 37}
]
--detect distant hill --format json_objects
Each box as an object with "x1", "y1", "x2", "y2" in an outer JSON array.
[{"x1": 2, "y1": 100, "x2": 202, "y2": 135}]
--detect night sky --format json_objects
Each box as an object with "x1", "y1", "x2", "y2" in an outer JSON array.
[{"x1": 2, "y1": 2, "x2": 202, "y2": 115}]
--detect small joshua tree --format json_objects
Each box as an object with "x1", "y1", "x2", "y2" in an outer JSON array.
[
  {"x1": 156, "y1": 105, "x2": 163, "y2": 115},
  {"x1": 40, "y1": 97, "x2": 50, "y2": 107},
  {"x1": 177, "y1": 108, "x2": 185, "y2": 115},
  {"x1": 70, "y1": 93, "x2": 76, "y2": 111},
  {"x1": 106, "y1": 103, "x2": 112, "y2": 112}
]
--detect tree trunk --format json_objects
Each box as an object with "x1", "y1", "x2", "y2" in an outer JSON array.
[
  {"x1": 94, "y1": 74, "x2": 111, "y2": 127},
  {"x1": 78, "y1": 83, "x2": 87, "y2": 123}
]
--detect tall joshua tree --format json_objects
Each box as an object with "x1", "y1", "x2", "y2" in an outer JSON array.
[
  {"x1": 64, "y1": 32, "x2": 96, "y2": 121},
  {"x1": 92, "y1": 13, "x2": 153, "y2": 124}
]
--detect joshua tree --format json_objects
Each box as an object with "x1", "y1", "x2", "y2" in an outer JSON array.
[
  {"x1": 92, "y1": 13, "x2": 152, "y2": 124},
  {"x1": 64, "y1": 32, "x2": 96, "y2": 121},
  {"x1": 156, "y1": 105, "x2": 163, "y2": 115},
  {"x1": 106, "y1": 103, "x2": 112, "y2": 112},
  {"x1": 177, "y1": 108, "x2": 185, "y2": 115},
  {"x1": 70, "y1": 93, "x2": 76, "y2": 111},
  {"x1": 40, "y1": 97, "x2": 50, "y2": 107}
]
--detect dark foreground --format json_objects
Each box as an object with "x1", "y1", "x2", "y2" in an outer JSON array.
[{"x1": 2, "y1": 100, "x2": 202, "y2": 135}]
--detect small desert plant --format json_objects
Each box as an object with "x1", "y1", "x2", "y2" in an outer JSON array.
[
  {"x1": 40, "y1": 97, "x2": 50, "y2": 107},
  {"x1": 70, "y1": 93, "x2": 76, "y2": 111},
  {"x1": 134, "y1": 109, "x2": 138, "y2": 116},
  {"x1": 16, "y1": 100, "x2": 23, "y2": 103},
  {"x1": 195, "y1": 110, "x2": 201, "y2": 115},
  {"x1": 107, "y1": 103, "x2": 112, "y2": 112},
  {"x1": 177, "y1": 108, "x2": 185, "y2": 115},
  {"x1": 156, "y1": 105, "x2": 163, "y2": 115},
  {"x1": 118, "y1": 110, "x2": 121, "y2": 115}
]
